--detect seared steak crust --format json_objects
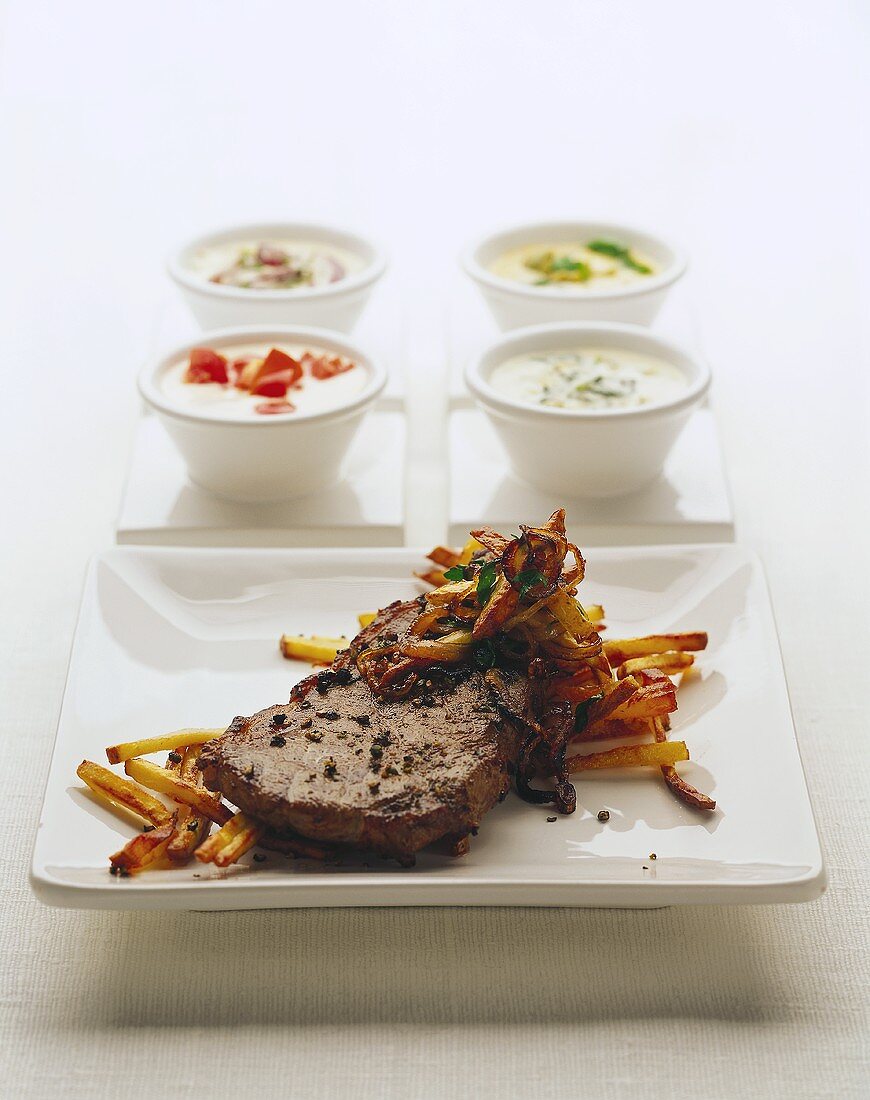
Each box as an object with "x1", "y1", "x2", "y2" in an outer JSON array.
[{"x1": 197, "y1": 600, "x2": 524, "y2": 861}]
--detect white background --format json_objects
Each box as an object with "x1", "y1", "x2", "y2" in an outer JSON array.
[{"x1": 1, "y1": 2, "x2": 868, "y2": 1098}]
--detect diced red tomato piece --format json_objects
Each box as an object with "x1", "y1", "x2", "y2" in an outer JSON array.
[
  {"x1": 252, "y1": 376, "x2": 289, "y2": 398},
  {"x1": 304, "y1": 353, "x2": 356, "y2": 380},
  {"x1": 185, "y1": 347, "x2": 228, "y2": 384},
  {"x1": 252, "y1": 367, "x2": 308, "y2": 397},
  {"x1": 260, "y1": 348, "x2": 302, "y2": 384},
  {"x1": 255, "y1": 399, "x2": 296, "y2": 415}
]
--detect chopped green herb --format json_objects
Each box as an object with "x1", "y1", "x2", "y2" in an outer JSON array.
[
  {"x1": 575, "y1": 693, "x2": 604, "y2": 732},
  {"x1": 587, "y1": 239, "x2": 652, "y2": 274},
  {"x1": 472, "y1": 639, "x2": 498, "y2": 669},
  {"x1": 514, "y1": 568, "x2": 547, "y2": 600},
  {"x1": 476, "y1": 561, "x2": 498, "y2": 606},
  {"x1": 575, "y1": 374, "x2": 636, "y2": 400},
  {"x1": 443, "y1": 565, "x2": 466, "y2": 582},
  {"x1": 525, "y1": 250, "x2": 591, "y2": 282},
  {"x1": 550, "y1": 256, "x2": 586, "y2": 273}
]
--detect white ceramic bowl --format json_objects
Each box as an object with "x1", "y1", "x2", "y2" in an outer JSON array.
[
  {"x1": 139, "y1": 325, "x2": 386, "y2": 503},
  {"x1": 168, "y1": 223, "x2": 387, "y2": 333},
  {"x1": 465, "y1": 322, "x2": 710, "y2": 499},
  {"x1": 462, "y1": 221, "x2": 687, "y2": 330}
]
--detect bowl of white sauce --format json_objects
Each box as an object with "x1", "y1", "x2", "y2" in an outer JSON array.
[
  {"x1": 168, "y1": 223, "x2": 387, "y2": 333},
  {"x1": 465, "y1": 322, "x2": 710, "y2": 498},
  {"x1": 139, "y1": 325, "x2": 386, "y2": 502},
  {"x1": 462, "y1": 221, "x2": 687, "y2": 329}
]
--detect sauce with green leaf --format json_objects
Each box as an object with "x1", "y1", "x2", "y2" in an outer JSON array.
[
  {"x1": 490, "y1": 239, "x2": 657, "y2": 290},
  {"x1": 489, "y1": 347, "x2": 687, "y2": 411}
]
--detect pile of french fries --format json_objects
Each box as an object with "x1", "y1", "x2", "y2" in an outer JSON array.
[{"x1": 77, "y1": 727, "x2": 264, "y2": 875}]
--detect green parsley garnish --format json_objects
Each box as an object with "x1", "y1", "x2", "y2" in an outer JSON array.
[
  {"x1": 575, "y1": 374, "x2": 636, "y2": 400},
  {"x1": 574, "y1": 693, "x2": 604, "y2": 733},
  {"x1": 472, "y1": 639, "x2": 498, "y2": 669},
  {"x1": 587, "y1": 239, "x2": 652, "y2": 274},
  {"x1": 513, "y1": 568, "x2": 547, "y2": 600},
  {"x1": 525, "y1": 250, "x2": 591, "y2": 284},
  {"x1": 443, "y1": 565, "x2": 467, "y2": 582},
  {"x1": 476, "y1": 561, "x2": 498, "y2": 606}
]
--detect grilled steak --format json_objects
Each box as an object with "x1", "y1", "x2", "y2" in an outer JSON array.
[{"x1": 197, "y1": 599, "x2": 527, "y2": 863}]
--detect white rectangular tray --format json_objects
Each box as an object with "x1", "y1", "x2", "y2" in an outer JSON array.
[
  {"x1": 31, "y1": 544, "x2": 824, "y2": 910},
  {"x1": 117, "y1": 410, "x2": 406, "y2": 547},
  {"x1": 448, "y1": 406, "x2": 734, "y2": 546}
]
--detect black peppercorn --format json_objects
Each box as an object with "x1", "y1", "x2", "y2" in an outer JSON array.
[
  {"x1": 335, "y1": 668, "x2": 353, "y2": 685},
  {"x1": 323, "y1": 758, "x2": 338, "y2": 779},
  {"x1": 597, "y1": 809, "x2": 610, "y2": 823},
  {"x1": 270, "y1": 734, "x2": 286, "y2": 747},
  {"x1": 315, "y1": 670, "x2": 335, "y2": 694},
  {"x1": 168, "y1": 751, "x2": 182, "y2": 764}
]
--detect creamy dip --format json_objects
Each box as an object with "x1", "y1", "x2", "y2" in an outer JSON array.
[
  {"x1": 162, "y1": 342, "x2": 368, "y2": 419},
  {"x1": 489, "y1": 239, "x2": 658, "y2": 290},
  {"x1": 489, "y1": 347, "x2": 686, "y2": 411},
  {"x1": 189, "y1": 239, "x2": 364, "y2": 290}
]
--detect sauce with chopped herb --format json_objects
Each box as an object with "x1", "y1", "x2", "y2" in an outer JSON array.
[
  {"x1": 490, "y1": 239, "x2": 658, "y2": 290},
  {"x1": 489, "y1": 347, "x2": 686, "y2": 411},
  {"x1": 191, "y1": 239, "x2": 363, "y2": 290}
]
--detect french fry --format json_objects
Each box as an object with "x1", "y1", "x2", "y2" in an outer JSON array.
[
  {"x1": 575, "y1": 717, "x2": 654, "y2": 742},
  {"x1": 603, "y1": 632, "x2": 707, "y2": 666},
  {"x1": 358, "y1": 612, "x2": 376, "y2": 629},
  {"x1": 196, "y1": 812, "x2": 260, "y2": 868},
  {"x1": 415, "y1": 567, "x2": 447, "y2": 587},
  {"x1": 76, "y1": 760, "x2": 173, "y2": 827},
  {"x1": 106, "y1": 727, "x2": 223, "y2": 765},
  {"x1": 279, "y1": 634, "x2": 346, "y2": 664},
  {"x1": 616, "y1": 652, "x2": 695, "y2": 679},
  {"x1": 585, "y1": 679, "x2": 640, "y2": 726},
  {"x1": 123, "y1": 758, "x2": 232, "y2": 825},
  {"x1": 427, "y1": 546, "x2": 462, "y2": 569},
  {"x1": 166, "y1": 746, "x2": 216, "y2": 862},
  {"x1": 109, "y1": 821, "x2": 176, "y2": 875},
  {"x1": 652, "y1": 718, "x2": 716, "y2": 811},
  {"x1": 567, "y1": 741, "x2": 689, "y2": 772},
  {"x1": 608, "y1": 675, "x2": 678, "y2": 720}
]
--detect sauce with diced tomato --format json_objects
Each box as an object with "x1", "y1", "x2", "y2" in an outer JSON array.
[{"x1": 163, "y1": 342, "x2": 365, "y2": 419}]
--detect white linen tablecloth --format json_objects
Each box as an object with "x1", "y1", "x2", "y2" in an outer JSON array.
[{"x1": 1, "y1": 2, "x2": 868, "y2": 1096}]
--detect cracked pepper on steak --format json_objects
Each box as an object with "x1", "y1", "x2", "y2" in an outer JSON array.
[{"x1": 196, "y1": 598, "x2": 529, "y2": 862}]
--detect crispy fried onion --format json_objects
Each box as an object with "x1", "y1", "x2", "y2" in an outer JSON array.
[{"x1": 360, "y1": 510, "x2": 611, "y2": 811}]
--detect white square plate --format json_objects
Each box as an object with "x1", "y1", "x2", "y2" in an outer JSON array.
[{"x1": 31, "y1": 544, "x2": 825, "y2": 910}]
